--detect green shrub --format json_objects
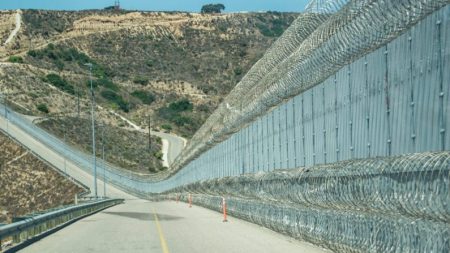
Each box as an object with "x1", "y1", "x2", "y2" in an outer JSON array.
[
  {"x1": 27, "y1": 50, "x2": 39, "y2": 58},
  {"x1": 8, "y1": 56, "x2": 23, "y2": 63},
  {"x1": 234, "y1": 67, "x2": 243, "y2": 76},
  {"x1": 27, "y1": 44, "x2": 112, "y2": 78},
  {"x1": 153, "y1": 151, "x2": 163, "y2": 160},
  {"x1": 89, "y1": 78, "x2": 119, "y2": 91},
  {"x1": 100, "y1": 90, "x2": 129, "y2": 112},
  {"x1": 145, "y1": 60, "x2": 154, "y2": 67},
  {"x1": 36, "y1": 103, "x2": 49, "y2": 113},
  {"x1": 133, "y1": 76, "x2": 149, "y2": 86},
  {"x1": 168, "y1": 99, "x2": 193, "y2": 112},
  {"x1": 44, "y1": 74, "x2": 75, "y2": 95},
  {"x1": 158, "y1": 98, "x2": 194, "y2": 126},
  {"x1": 161, "y1": 124, "x2": 172, "y2": 131},
  {"x1": 131, "y1": 90, "x2": 155, "y2": 105}
]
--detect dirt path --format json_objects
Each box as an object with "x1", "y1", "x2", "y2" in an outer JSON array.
[
  {"x1": 5, "y1": 150, "x2": 28, "y2": 165},
  {"x1": 4, "y1": 9, "x2": 22, "y2": 46}
]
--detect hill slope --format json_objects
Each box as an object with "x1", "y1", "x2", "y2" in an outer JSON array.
[
  {"x1": 0, "y1": 132, "x2": 84, "y2": 223},
  {"x1": 0, "y1": 9, "x2": 298, "y2": 171}
]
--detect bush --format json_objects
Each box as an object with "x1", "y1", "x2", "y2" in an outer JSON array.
[
  {"x1": 133, "y1": 76, "x2": 149, "y2": 86},
  {"x1": 131, "y1": 90, "x2": 155, "y2": 105},
  {"x1": 8, "y1": 56, "x2": 23, "y2": 63},
  {"x1": 27, "y1": 44, "x2": 112, "y2": 78},
  {"x1": 234, "y1": 67, "x2": 243, "y2": 76},
  {"x1": 158, "y1": 98, "x2": 195, "y2": 127},
  {"x1": 89, "y1": 78, "x2": 119, "y2": 91},
  {"x1": 44, "y1": 74, "x2": 75, "y2": 95},
  {"x1": 161, "y1": 124, "x2": 172, "y2": 131},
  {"x1": 36, "y1": 103, "x2": 49, "y2": 113},
  {"x1": 168, "y1": 99, "x2": 193, "y2": 112},
  {"x1": 100, "y1": 90, "x2": 129, "y2": 112},
  {"x1": 145, "y1": 60, "x2": 154, "y2": 67},
  {"x1": 153, "y1": 151, "x2": 163, "y2": 160}
]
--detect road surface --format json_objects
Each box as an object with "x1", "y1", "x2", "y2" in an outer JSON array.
[
  {"x1": 150, "y1": 130, "x2": 185, "y2": 166},
  {"x1": 19, "y1": 200, "x2": 330, "y2": 253}
]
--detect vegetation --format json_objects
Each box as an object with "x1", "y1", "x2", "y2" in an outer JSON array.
[
  {"x1": 36, "y1": 103, "x2": 49, "y2": 113},
  {"x1": 43, "y1": 73, "x2": 76, "y2": 95},
  {"x1": 37, "y1": 117, "x2": 164, "y2": 173},
  {"x1": 18, "y1": 10, "x2": 297, "y2": 138},
  {"x1": 28, "y1": 44, "x2": 111, "y2": 77},
  {"x1": 201, "y1": 3, "x2": 225, "y2": 14},
  {"x1": 89, "y1": 78, "x2": 119, "y2": 91},
  {"x1": 133, "y1": 76, "x2": 149, "y2": 86},
  {"x1": 8, "y1": 56, "x2": 24, "y2": 63},
  {"x1": 256, "y1": 15, "x2": 290, "y2": 37},
  {"x1": 234, "y1": 67, "x2": 243, "y2": 76},
  {"x1": 158, "y1": 99, "x2": 194, "y2": 127},
  {"x1": 100, "y1": 90, "x2": 129, "y2": 112},
  {"x1": 131, "y1": 90, "x2": 155, "y2": 105},
  {"x1": 0, "y1": 132, "x2": 84, "y2": 224},
  {"x1": 161, "y1": 124, "x2": 173, "y2": 131}
]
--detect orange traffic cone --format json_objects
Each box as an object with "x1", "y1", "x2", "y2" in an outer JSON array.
[{"x1": 222, "y1": 197, "x2": 228, "y2": 222}]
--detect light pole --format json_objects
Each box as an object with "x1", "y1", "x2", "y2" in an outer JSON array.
[
  {"x1": 2, "y1": 93, "x2": 9, "y2": 133},
  {"x1": 63, "y1": 122, "x2": 67, "y2": 174},
  {"x1": 85, "y1": 62, "x2": 97, "y2": 198},
  {"x1": 148, "y1": 114, "x2": 151, "y2": 151},
  {"x1": 101, "y1": 122, "x2": 107, "y2": 198}
]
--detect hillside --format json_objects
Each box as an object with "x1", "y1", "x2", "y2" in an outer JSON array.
[
  {"x1": 0, "y1": 9, "x2": 297, "y2": 171},
  {"x1": 37, "y1": 117, "x2": 164, "y2": 173},
  {"x1": 0, "y1": 132, "x2": 84, "y2": 224}
]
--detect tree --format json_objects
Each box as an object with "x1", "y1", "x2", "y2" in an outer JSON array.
[{"x1": 201, "y1": 3, "x2": 225, "y2": 14}]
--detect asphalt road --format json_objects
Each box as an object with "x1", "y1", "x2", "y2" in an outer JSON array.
[
  {"x1": 150, "y1": 131, "x2": 186, "y2": 165},
  {"x1": 19, "y1": 200, "x2": 330, "y2": 253}
]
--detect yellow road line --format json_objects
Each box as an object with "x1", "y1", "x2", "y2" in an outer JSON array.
[{"x1": 152, "y1": 208, "x2": 170, "y2": 253}]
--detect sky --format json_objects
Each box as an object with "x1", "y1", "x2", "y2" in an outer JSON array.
[{"x1": 0, "y1": 0, "x2": 309, "y2": 13}]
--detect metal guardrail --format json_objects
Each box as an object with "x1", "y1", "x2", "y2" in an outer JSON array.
[{"x1": 0, "y1": 198, "x2": 123, "y2": 252}]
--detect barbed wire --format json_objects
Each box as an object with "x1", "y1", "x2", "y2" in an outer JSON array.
[
  {"x1": 165, "y1": 0, "x2": 450, "y2": 180},
  {"x1": 163, "y1": 151, "x2": 450, "y2": 252}
]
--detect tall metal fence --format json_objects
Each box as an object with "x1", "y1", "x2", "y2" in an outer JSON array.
[
  {"x1": 1, "y1": 0, "x2": 449, "y2": 194},
  {"x1": 164, "y1": 2, "x2": 450, "y2": 188}
]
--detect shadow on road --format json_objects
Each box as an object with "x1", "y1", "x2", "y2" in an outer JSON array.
[{"x1": 103, "y1": 211, "x2": 183, "y2": 221}]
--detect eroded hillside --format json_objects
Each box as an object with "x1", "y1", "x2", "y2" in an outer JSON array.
[
  {"x1": 0, "y1": 132, "x2": 84, "y2": 224},
  {"x1": 0, "y1": 9, "x2": 297, "y2": 171},
  {"x1": 0, "y1": 10, "x2": 297, "y2": 135}
]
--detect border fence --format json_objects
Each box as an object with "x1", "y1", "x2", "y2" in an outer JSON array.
[{"x1": 1, "y1": 0, "x2": 449, "y2": 194}]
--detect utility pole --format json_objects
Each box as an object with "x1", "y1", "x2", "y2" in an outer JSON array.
[{"x1": 85, "y1": 62, "x2": 97, "y2": 199}]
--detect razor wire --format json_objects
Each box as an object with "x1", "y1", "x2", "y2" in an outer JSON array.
[
  {"x1": 172, "y1": 194, "x2": 449, "y2": 253},
  {"x1": 165, "y1": 0, "x2": 450, "y2": 180},
  {"x1": 160, "y1": 151, "x2": 450, "y2": 253}
]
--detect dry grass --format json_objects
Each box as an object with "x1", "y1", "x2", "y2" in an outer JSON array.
[{"x1": 0, "y1": 132, "x2": 84, "y2": 224}]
